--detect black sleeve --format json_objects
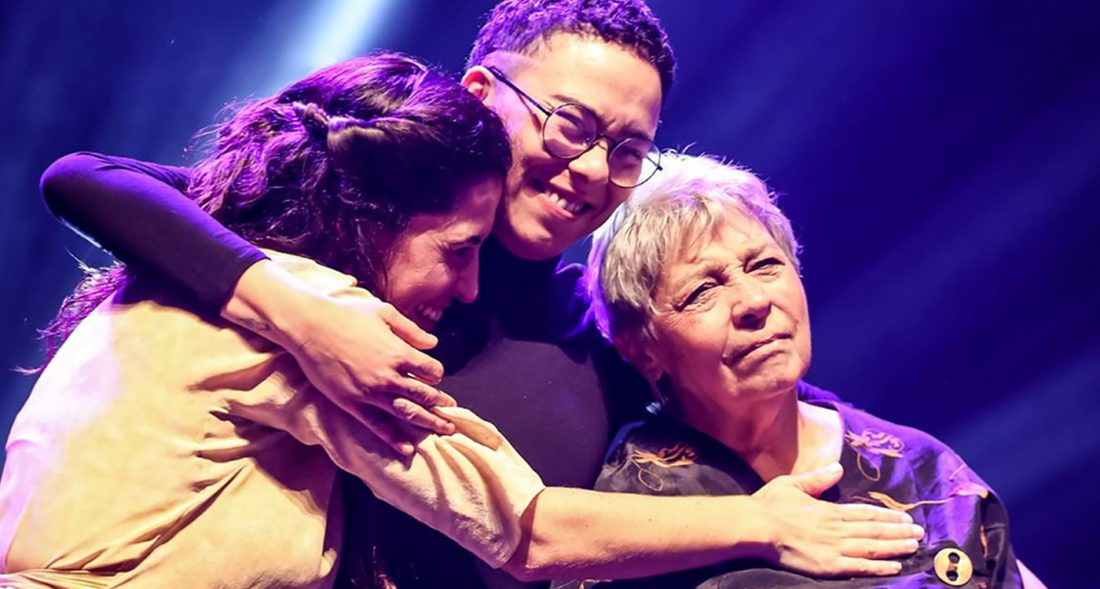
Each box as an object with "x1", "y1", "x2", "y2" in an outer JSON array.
[{"x1": 40, "y1": 152, "x2": 268, "y2": 311}]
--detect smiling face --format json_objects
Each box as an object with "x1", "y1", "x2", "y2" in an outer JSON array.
[
  {"x1": 469, "y1": 33, "x2": 663, "y2": 260},
  {"x1": 384, "y1": 176, "x2": 502, "y2": 330},
  {"x1": 642, "y1": 208, "x2": 812, "y2": 410}
]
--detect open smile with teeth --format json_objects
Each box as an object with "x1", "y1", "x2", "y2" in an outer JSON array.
[
  {"x1": 414, "y1": 304, "x2": 444, "y2": 325},
  {"x1": 545, "y1": 192, "x2": 588, "y2": 215},
  {"x1": 533, "y1": 178, "x2": 590, "y2": 217}
]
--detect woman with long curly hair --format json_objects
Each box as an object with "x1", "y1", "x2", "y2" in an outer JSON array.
[{"x1": 0, "y1": 53, "x2": 541, "y2": 588}]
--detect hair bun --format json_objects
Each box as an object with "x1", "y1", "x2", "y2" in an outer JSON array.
[
  {"x1": 292, "y1": 102, "x2": 331, "y2": 143},
  {"x1": 325, "y1": 115, "x2": 398, "y2": 175}
]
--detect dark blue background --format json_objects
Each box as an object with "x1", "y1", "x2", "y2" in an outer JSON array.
[{"x1": 2, "y1": 2, "x2": 1096, "y2": 586}]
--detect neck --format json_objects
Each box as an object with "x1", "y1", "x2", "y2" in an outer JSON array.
[
  {"x1": 481, "y1": 237, "x2": 560, "y2": 280},
  {"x1": 671, "y1": 387, "x2": 838, "y2": 482}
]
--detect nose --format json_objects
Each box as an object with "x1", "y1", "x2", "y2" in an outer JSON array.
[
  {"x1": 730, "y1": 280, "x2": 771, "y2": 330},
  {"x1": 454, "y1": 254, "x2": 480, "y2": 304},
  {"x1": 567, "y1": 139, "x2": 612, "y2": 189}
]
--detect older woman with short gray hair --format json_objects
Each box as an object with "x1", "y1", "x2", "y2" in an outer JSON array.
[
  {"x1": 591, "y1": 152, "x2": 801, "y2": 349},
  {"x1": 571, "y1": 153, "x2": 1027, "y2": 588}
]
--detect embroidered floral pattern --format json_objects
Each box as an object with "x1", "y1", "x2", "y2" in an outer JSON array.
[
  {"x1": 846, "y1": 431, "x2": 991, "y2": 512},
  {"x1": 846, "y1": 429, "x2": 905, "y2": 481},
  {"x1": 627, "y1": 443, "x2": 697, "y2": 492},
  {"x1": 858, "y1": 481, "x2": 989, "y2": 512}
]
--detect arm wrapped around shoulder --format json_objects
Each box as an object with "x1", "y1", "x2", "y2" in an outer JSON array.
[
  {"x1": 233, "y1": 385, "x2": 545, "y2": 568},
  {"x1": 222, "y1": 252, "x2": 545, "y2": 568}
]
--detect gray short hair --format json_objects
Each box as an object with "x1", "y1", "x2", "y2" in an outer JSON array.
[{"x1": 587, "y1": 152, "x2": 801, "y2": 342}]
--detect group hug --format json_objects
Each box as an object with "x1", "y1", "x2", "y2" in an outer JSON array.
[{"x1": 0, "y1": 1, "x2": 1037, "y2": 587}]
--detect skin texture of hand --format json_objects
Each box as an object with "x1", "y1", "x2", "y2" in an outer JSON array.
[
  {"x1": 752, "y1": 463, "x2": 924, "y2": 577},
  {"x1": 502, "y1": 471, "x2": 923, "y2": 582},
  {"x1": 222, "y1": 260, "x2": 454, "y2": 455}
]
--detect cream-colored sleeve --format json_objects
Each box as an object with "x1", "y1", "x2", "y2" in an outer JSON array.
[
  {"x1": 229, "y1": 386, "x2": 544, "y2": 568},
  {"x1": 221, "y1": 252, "x2": 545, "y2": 568}
]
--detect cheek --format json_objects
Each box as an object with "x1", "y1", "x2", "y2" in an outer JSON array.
[
  {"x1": 389, "y1": 264, "x2": 455, "y2": 309},
  {"x1": 588, "y1": 185, "x2": 631, "y2": 223},
  {"x1": 501, "y1": 108, "x2": 550, "y2": 171},
  {"x1": 383, "y1": 241, "x2": 443, "y2": 307},
  {"x1": 796, "y1": 303, "x2": 812, "y2": 364},
  {"x1": 660, "y1": 312, "x2": 730, "y2": 376},
  {"x1": 769, "y1": 279, "x2": 813, "y2": 379},
  {"x1": 421, "y1": 272, "x2": 454, "y2": 302},
  {"x1": 608, "y1": 184, "x2": 631, "y2": 207},
  {"x1": 787, "y1": 281, "x2": 812, "y2": 358},
  {"x1": 382, "y1": 264, "x2": 417, "y2": 310}
]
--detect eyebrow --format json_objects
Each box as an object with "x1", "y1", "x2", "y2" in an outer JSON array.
[
  {"x1": 548, "y1": 93, "x2": 654, "y2": 142},
  {"x1": 663, "y1": 242, "x2": 774, "y2": 295},
  {"x1": 662, "y1": 257, "x2": 721, "y2": 300},
  {"x1": 455, "y1": 235, "x2": 484, "y2": 246}
]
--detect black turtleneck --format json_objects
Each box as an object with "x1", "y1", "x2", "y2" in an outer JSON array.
[
  {"x1": 343, "y1": 238, "x2": 652, "y2": 589},
  {"x1": 431, "y1": 237, "x2": 649, "y2": 487}
]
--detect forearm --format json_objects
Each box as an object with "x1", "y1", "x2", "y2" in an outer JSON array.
[
  {"x1": 40, "y1": 152, "x2": 266, "y2": 310},
  {"x1": 219, "y1": 259, "x2": 327, "y2": 351},
  {"x1": 505, "y1": 487, "x2": 769, "y2": 581},
  {"x1": 223, "y1": 253, "x2": 451, "y2": 448}
]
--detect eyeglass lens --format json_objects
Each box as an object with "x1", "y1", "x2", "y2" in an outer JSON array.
[{"x1": 543, "y1": 104, "x2": 659, "y2": 188}]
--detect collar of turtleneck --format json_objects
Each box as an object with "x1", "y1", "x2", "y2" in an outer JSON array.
[
  {"x1": 432, "y1": 237, "x2": 597, "y2": 369},
  {"x1": 477, "y1": 236, "x2": 563, "y2": 303}
]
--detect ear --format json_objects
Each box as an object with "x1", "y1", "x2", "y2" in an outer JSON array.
[
  {"x1": 613, "y1": 331, "x2": 664, "y2": 383},
  {"x1": 461, "y1": 66, "x2": 494, "y2": 105}
]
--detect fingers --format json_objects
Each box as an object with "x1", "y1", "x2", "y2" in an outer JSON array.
[
  {"x1": 353, "y1": 377, "x2": 456, "y2": 434},
  {"x1": 353, "y1": 405, "x2": 420, "y2": 456},
  {"x1": 381, "y1": 304, "x2": 439, "y2": 351},
  {"x1": 378, "y1": 304, "x2": 444, "y2": 384},
  {"x1": 391, "y1": 397, "x2": 456, "y2": 435},
  {"x1": 398, "y1": 351, "x2": 446, "y2": 386},
  {"x1": 784, "y1": 462, "x2": 843, "y2": 497},
  {"x1": 837, "y1": 503, "x2": 915, "y2": 524},
  {"x1": 831, "y1": 556, "x2": 904, "y2": 577},
  {"x1": 389, "y1": 373, "x2": 456, "y2": 408},
  {"x1": 840, "y1": 536, "x2": 920, "y2": 560},
  {"x1": 841, "y1": 520, "x2": 925, "y2": 541}
]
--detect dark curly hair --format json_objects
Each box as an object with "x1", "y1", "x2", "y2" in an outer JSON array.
[
  {"x1": 466, "y1": 0, "x2": 676, "y2": 99},
  {"x1": 39, "y1": 53, "x2": 512, "y2": 364}
]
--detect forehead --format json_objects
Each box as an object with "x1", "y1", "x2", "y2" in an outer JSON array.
[
  {"x1": 665, "y1": 208, "x2": 776, "y2": 272},
  {"x1": 513, "y1": 32, "x2": 662, "y2": 138},
  {"x1": 406, "y1": 176, "x2": 502, "y2": 237}
]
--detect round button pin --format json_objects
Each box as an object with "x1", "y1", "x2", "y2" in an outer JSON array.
[{"x1": 933, "y1": 547, "x2": 973, "y2": 586}]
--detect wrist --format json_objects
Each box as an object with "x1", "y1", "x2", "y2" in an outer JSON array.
[
  {"x1": 220, "y1": 259, "x2": 320, "y2": 351},
  {"x1": 726, "y1": 496, "x2": 781, "y2": 562}
]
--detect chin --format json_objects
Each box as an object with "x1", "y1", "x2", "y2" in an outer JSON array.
[
  {"x1": 498, "y1": 216, "x2": 568, "y2": 260},
  {"x1": 497, "y1": 229, "x2": 558, "y2": 260},
  {"x1": 730, "y1": 369, "x2": 803, "y2": 402}
]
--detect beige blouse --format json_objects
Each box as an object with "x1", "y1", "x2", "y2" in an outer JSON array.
[{"x1": 0, "y1": 252, "x2": 545, "y2": 588}]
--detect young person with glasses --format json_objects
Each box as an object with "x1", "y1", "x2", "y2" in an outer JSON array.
[
  {"x1": 484, "y1": 66, "x2": 663, "y2": 190},
  {"x1": 35, "y1": 1, "x2": 923, "y2": 587}
]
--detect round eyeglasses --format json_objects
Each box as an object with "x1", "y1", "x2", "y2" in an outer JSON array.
[{"x1": 487, "y1": 67, "x2": 662, "y2": 189}]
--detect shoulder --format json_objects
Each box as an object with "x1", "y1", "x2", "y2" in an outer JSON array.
[
  {"x1": 596, "y1": 416, "x2": 709, "y2": 495},
  {"x1": 797, "y1": 380, "x2": 849, "y2": 405},
  {"x1": 45, "y1": 151, "x2": 194, "y2": 190},
  {"x1": 605, "y1": 416, "x2": 689, "y2": 460},
  {"x1": 602, "y1": 416, "x2": 681, "y2": 470},
  {"x1": 263, "y1": 250, "x2": 363, "y2": 296},
  {"x1": 835, "y1": 403, "x2": 966, "y2": 470},
  {"x1": 549, "y1": 260, "x2": 593, "y2": 327}
]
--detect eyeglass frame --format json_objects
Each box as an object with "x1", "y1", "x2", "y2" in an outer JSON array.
[{"x1": 484, "y1": 66, "x2": 662, "y2": 188}]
